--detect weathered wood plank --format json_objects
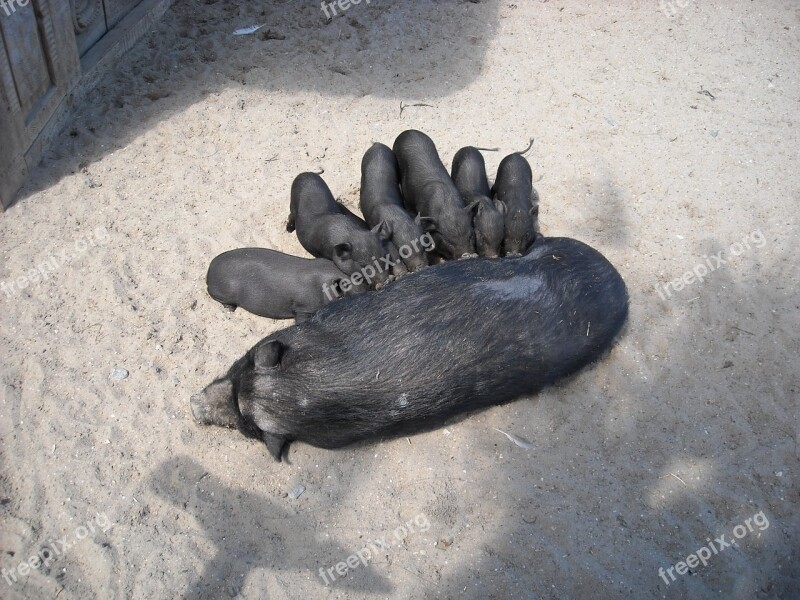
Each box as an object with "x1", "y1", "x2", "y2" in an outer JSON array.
[
  {"x1": 0, "y1": 2, "x2": 51, "y2": 117},
  {"x1": 1, "y1": 0, "x2": 171, "y2": 211}
]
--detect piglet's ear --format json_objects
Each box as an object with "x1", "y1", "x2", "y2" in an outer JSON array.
[
  {"x1": 370, "y1": 220, "x2": 392, "y2": 239},
  {"x1": 252, "y1": 340, "x2": 283, "y2": 371},
  {"x1": 416, "y1": 216, "x2": 437, "y2": 232},
  {"x1": 494, "y1": 199, "x2": 507, "y2": 215},
  {"x1": 334, "y1": 242, "x2": 352, "y2": 261}
]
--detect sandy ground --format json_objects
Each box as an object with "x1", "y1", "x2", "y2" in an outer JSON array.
[{"x1": 1, "y1": 0, "x2": 798, "y2": 598}]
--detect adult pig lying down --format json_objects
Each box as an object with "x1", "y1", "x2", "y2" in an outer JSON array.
[{"x1": 191, "y1": 236, "x2": 628, "y2": 461}]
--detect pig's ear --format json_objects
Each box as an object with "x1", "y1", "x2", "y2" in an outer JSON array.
[
  {"x1": 465, "y1": 200, "x2": 480, "y2": 213},
  {"x1": 334, "y1": 242, "x2": 352, "y2": 261},
  {"x1": 253, "y1": 340, "x2": 283, "y2": 371},
  {"x1": 262, "y1": 432, "x2": 286, "y2": 462},
  {"x1": 371, "y1": 220, "x2": 392, "y2": 239},
  {"x1": 494, "y1": 199, "x2": 507, "y2": 215},
  {"x1": 417, "y1": 216, "x2": 437, "y2": 232},
  {"x1": 190, "y1": 378, "x2": 239, "y2": 428}
]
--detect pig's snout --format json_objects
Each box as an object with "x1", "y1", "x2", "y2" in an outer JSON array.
[
  {"x1": 190, "y1": 379, "x2": 239, "y2": 428},
  {"x1": 190, "y1": 393, "x2": 211, "y2": 424}
]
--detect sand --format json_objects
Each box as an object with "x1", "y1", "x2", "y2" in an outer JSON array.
[{"x1": 1, "y1": 0, "x2": 798, "y2": 598}]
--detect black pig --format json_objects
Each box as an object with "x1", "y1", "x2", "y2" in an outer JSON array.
[
  {"x1": 493, "y1": 153, "x2": 540, "y2": 255},
  {"x1": 464, "y1": 195, "x2": 505, "y2": 258},
  {"x1": 451, "y1": 146, "x2": 505, "y2": 257},
  {"x1": 287, "y1": 172, "x2": 397, "y2": 286},
  {"x1": 451, "y1": 146, "x2": 491, "y2": 199},
  {"x1": 191, "y1": 237, "x2": 628, "y2": 460},
  {"x1": 393, "y1": 130, "x2": 475, "y2": 260},
  {"x1": 206, "y1": 248, "x2": 365, "y2": 322},
  {"x1": 359, "y1": 143, "x2": 430, "y2": 272}
]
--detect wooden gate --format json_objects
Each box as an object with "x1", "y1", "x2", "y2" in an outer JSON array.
[{"x1": 0, "y1": 0, "x2": 169, "y2": 210}]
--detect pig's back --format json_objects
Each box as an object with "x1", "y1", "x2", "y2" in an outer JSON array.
[
  {"x1": 207, "y1": 249, "x2": 323, "y2": 318},
  {"x1": 282, "y1": 237, "x2": 627, "y2": 444}
]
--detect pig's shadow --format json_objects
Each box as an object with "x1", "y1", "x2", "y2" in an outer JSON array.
[{"x1": 150, "y1": 455, "x2": 392, "y2": 598}]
